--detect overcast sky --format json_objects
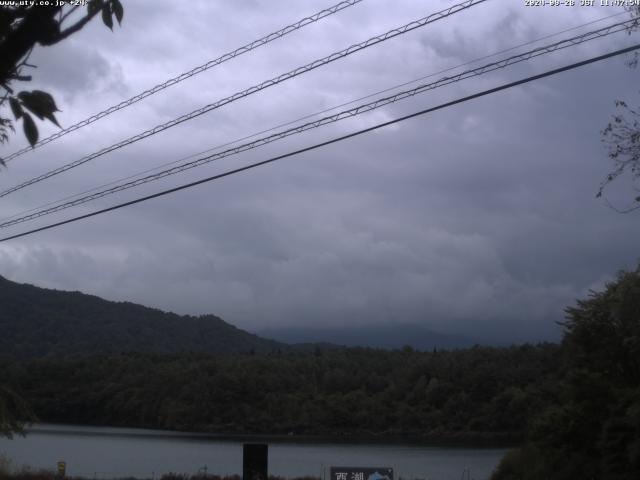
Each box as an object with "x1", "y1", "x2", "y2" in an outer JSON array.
[{"x1": 1, "y1": 0, "x2": 639, "y2": 343}]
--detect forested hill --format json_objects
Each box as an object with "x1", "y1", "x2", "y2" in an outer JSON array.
[{"x1": 0, "y1": 275, "x2": 283, "y2": 359}]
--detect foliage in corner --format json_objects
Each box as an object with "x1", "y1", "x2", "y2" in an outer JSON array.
[
  {"x1": 0, "y1": 0, "x2": 124, "y2": 165},
  {"x1": 492, "y1": 264, "x2": 640, "y2": 480},
  {"x1": 600, "y1": 100, "x2": 640, "y2": 212},
  {"x1": 599, "y1": 6, "x2": 640, "y2": 211},
  {"x1": 0, "y1": 385, "x2": 35, "y2": 439}
]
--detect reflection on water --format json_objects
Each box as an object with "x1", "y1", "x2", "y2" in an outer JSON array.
[{"x1": 0, "y1": 424, "x2": 508, "y2": 480}]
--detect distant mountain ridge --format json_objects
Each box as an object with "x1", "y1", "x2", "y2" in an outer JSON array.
[
  {"x1": 0, "y1": 275, "x2": 283, "y2": 359},
  {"x1": 257, "y1": 323, "x2": 475, "y2": 351}
]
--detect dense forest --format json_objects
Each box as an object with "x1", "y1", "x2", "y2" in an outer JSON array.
[
  {"x1": 492, "y1": 266, "x2": 640, "y2": 480},
  {"x1": 1, "y1": 344, "x2": 560, "y2": 442}
]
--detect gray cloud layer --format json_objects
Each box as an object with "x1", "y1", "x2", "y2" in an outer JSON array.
[{"x1": 1, "y1": 0, "x2": 639, "y2": 343}]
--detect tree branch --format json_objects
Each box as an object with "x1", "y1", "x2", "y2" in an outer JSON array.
[
  {"x1": 603, "y1": 195, "x2": 640, "y2": 214},
  {"x1": 59, "y1": 5, "x2": 80, "y2": 25},
  {"x1": 55, "y1": 6, "x2": 102, "y2": 43},
  {"x1": 0, "y1": 7, "x2": 62, "y2": 82}
]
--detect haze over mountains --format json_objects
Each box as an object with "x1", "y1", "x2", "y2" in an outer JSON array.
[
  {"x1": 0, "y1": 274, "x2": 478, "y2": 359},
  {"x1": 257, "y1": 324, "x2": 474, "y2": 350}
]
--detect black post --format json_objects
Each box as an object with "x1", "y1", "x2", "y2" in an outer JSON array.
[{"x1": 243, "y1": 443, "x2": 268, "y2": 480}]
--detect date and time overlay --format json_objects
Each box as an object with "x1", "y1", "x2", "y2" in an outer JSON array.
[
  {"x1": 0, "y1": 0, "x2": 638, "y2": 8},
  {"x1": 526, "y1": 0, "x2": 640, "y2": 6}
]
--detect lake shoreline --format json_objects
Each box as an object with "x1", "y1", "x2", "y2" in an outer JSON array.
[
  {"x1": 24, "y1": 423, "x2": 519, "y2": 448},
  {"x1": 3, "y1": 424, "x2": 509, "y2": 480}
]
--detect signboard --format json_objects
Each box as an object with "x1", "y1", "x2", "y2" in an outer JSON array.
[{"x1": 330, "y1": 467, "x2": 393, "y2": 480}]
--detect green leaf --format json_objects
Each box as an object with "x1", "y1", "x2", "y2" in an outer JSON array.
[
  {"x1": 17, "y1": 91, "x2": 61, "y2": 128},
  {"x1": 31, "y1": 90, "x2": 59, "y2": 112},
  {"x1": 112, "y1": 0, "x2": 123, "y2": 25},
  {"x1": 87, "y1": 0, "x2": 102, "y2": 15},
  {"x1": 18, "y1": 91, "x2": 44, "y2": 120},
  {"x1": 22, "y1": 113, "x2": 38, "y2": 147},
  {"x1": 102, "y1": 3, "x2": 113, "y2": 30},
  {"x1": 9, "y1": 97, "x2": 22, "y2": 119},
  {"x1": 50, "y1": 113, "x2": 61, "y2": 128}
]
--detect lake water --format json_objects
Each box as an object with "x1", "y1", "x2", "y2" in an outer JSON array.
[{"x1": 0, "y1": 424, "x2": 509, "y2": 480}]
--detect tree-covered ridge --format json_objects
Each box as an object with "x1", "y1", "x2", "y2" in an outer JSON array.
[
  {"x1": 492, "y1": 266, "x2": 640, "y2": 479},
  {"x1": 1, "y1": 344, "x2": 560, "y2": 441},
  {"x1": 0, "y1": 275, "x2": 283, "y2": 359}
]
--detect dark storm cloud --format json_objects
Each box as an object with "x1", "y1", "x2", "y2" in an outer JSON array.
[{"x1": 1, "y1": 0, "x2": 639, "y2": 344}]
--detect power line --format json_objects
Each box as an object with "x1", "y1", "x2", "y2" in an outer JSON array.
[
  {"x1": 0, "y1": 17, "x2": 633, "y2": 229},
  {"x1": 1, "y1": 43, "x2": 638, "y2": 243},
  {"x1": 1, "y1": 0, "x2": 365, "y2": 163},
  {"x1": 1, "y1": 11, "x2": 625, "y2": 226},
  {"x1": 0, "y1": 0, "x2": 488, "y2": 199}
]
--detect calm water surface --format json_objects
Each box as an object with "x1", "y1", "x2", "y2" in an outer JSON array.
[{"x1": 0, "y1": 425, "x2": 509, "y2": 480}]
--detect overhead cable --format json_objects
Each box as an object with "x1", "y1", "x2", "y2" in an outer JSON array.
[
  {"x1": 1, "y1": 43, "x2": 638, "y2": 243},
  {"x1": 1, "y1": 10, "x2": 627, "y2": 226},
  {"x1": 1, "y1": 0, "x2": 365, "y2": 163},
  {"x1": 0, "y1": 17, "x2": 633, "y2": 229},
  {"x1": 0, "y1": 0, "x2": 488, "y2": 199}
]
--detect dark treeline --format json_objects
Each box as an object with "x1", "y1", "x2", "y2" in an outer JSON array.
[
  {"x1": 492, "y1": 266, "x2": 640, "y2": 480},
  {"x1": 1, "y1": 343, "x2": 560, "y2": 442}
]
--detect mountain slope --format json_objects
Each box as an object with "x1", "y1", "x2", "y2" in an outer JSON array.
[{"x1": 0, "y1": 275, "x2": 283, "y2": 359}]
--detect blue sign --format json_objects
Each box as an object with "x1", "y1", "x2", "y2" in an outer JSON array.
[{"x1": 330, "y1": 467, "x2": 393, "y2": 480}]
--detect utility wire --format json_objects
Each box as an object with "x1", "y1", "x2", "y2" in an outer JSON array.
[
  {"x1": 0, "y1": 17, "x2": 633, "y2": 229},
  {"x1": 1, "y1": 43, "x2": 638, "y2": 243},
  {"x1": 1, "y1": 12, "x2": 625, "y2": 227},
  {"x1": 1, "y1": 0, "x2": 365, "y2": 163},
  {"x1": 1, "y1": 9, "x2": 624, "y2": 225},
  {"x1": 0, "y1": 0, "x2": 488, "y2": 199},
  {"x1": 0, "y1": 7, "x2": 627, "y2": 229}
]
